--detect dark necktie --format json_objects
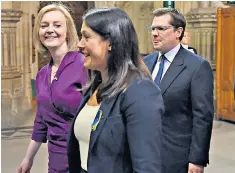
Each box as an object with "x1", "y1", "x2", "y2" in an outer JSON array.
[{"x1": 154, "y1": 55, "x2": 166, "y2": 85}]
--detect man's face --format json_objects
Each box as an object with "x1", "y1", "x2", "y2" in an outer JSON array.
[{"x1": 151, "y1": 14, "x2": 182, "y2": 53}]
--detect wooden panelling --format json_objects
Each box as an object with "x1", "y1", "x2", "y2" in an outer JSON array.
[{"x1": 216, "y1": 7, "x2": 235, "y2": 121}]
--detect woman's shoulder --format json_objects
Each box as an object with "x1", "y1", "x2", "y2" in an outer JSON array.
[
  {"x1": 122, "y1": 77, "x2": 160, "y2": 99},
  {"x1": 67, "y1": 51, "x2": 84, "y2": 62},
  {"x1": 127, "y1": 77, "x2": 156, "y2": 90},
  {"x1": 67, "y1": 51, "x2": 83, "y2": 56},
  {"x1": 119, "y1": 77, "x2": 162, "y2": 112},
  {"x1": 36, "y1": 64, "x2": 50, "y2": 79}
]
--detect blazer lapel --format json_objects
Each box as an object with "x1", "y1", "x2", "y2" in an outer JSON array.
[
  {"x1": 54, "y1": 52, "x2": 77, "y2": 80},
  {"x1": 160, "y1": 47, "x2": 186, "y2": 95},
  {"x1": 144, "y1": 52, "x2": 159, "y2": 73},
  {"x1": 89, "y1": 97, "x2": 117, "y2": 152}
]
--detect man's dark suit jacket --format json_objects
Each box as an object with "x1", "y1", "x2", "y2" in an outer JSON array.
[
  {"x1": 144, "y1": 46, "x2": 214, "y2": 173},
  {"x1": 67, "y1": 76, "x2": 164, "y2": 173}
]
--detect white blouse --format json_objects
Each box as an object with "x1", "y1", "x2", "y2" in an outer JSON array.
[{"x1": 74, "y1": 103, "x2": 101, "y2": 171}]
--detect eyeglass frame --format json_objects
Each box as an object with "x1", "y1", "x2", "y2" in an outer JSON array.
[{"x1": 147, "y1": 25, "x2": 175, "y2": 33}]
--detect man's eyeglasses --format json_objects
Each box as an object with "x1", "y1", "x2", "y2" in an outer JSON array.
[{"x1": 148, "y1": 25, "x2": 174, "y2": 32}]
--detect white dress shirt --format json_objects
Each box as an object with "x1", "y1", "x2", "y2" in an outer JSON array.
[{"x1": 152, "y1": 44, "x2": 181, "y2": 81}]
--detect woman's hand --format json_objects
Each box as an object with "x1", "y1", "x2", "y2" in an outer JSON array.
[
  {"x1": 17, "y1": 157, "x2": 33, "y2": 173},
  {"x1": 17, "y1": 140, "x2": 42, "y2": 173}
]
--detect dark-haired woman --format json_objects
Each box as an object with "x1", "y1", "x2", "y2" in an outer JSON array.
[{"x1": 67, "y1": 7, "x2": 164, "y2": 173}]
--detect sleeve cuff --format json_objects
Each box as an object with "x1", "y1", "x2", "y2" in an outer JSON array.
[{"x1": 32, "y1": 133, "x2": 47, "y2": 143}]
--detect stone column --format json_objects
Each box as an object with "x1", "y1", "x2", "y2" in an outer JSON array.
[
  {"x1": 137, "y1": 2, "x2": 154, "y2": 54},
  {"x1": 115, "y1": 1, "x2": 154, "y2": 55},
  {"x1": 186, "y1": 2, "x2": 217, "y2": 69},
  {"x1": 95, "y1": 1, "x2": 116, "y2": 7},
  {"x1": 175, "y1": 1, "x2": 197, "y2": 15},
  {"x1": 1, "y1": 9, "x2": 23, "y2": 129},
  {"x1": 21, "y1": 2, "x2": 33, "y2": 112}
]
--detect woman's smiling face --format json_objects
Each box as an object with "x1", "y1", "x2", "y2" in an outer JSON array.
[
  {"x1": 78, "y1": 22, "x2": 111, "y2": 72},
  {"x1": 39, "y1": 10, "x2": 67, "y2": 49}
]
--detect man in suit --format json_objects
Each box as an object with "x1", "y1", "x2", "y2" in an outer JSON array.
[
  {"x1": 181, "y1": 30, "x2": 198, "y2": 54},
  {"x1": 144, "y1": 8, "x2": 214, "y2": 173}
]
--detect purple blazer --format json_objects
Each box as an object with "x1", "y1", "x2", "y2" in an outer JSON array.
[{"x1": 32, "y1": 51, "x2": 87, "y2": 172}]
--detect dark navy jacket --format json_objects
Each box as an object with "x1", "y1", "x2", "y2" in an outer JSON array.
[
  {"x1": 144, "y1": 46, "x2": 214, "y2": 173},
  {"x1": 67, "y1": 76, "x2": 164, "y2": 173}
]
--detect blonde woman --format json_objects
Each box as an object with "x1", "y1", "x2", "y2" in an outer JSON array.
[{"x1": 18, "y1": 4, "x2": 87, "y2": 173}]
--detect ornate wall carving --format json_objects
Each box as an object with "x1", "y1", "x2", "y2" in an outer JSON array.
[
  {"x1": 1, "y1": 1, "x2": 222, "y2": 129},
  {"x1": 114, "y1": 1, "x2": 154, "y2": 55},
  {"x1": 1, "y1": 9, "x2": 24, "y2": 129},
  {"x1": 95, "y1": 1, "x2": 116, "y2": 7},
  {"x1": 186, "y1": 2, "x2": 218, "y2": 69}
]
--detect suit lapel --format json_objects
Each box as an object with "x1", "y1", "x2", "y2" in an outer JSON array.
[
  {"x1": 89, "y1": 97, "x2": 117, "y2": 152},
  {"x1": 160, "y1": 47, "x2": 186, "y2": 95},
  {"x1": 144, "y1": 52, "x2": 159, "y2": 73}
]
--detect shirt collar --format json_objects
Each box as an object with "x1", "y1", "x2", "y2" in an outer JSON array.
[
  {"x1": 158, "y1": 43, "x2": 181, "y2": 63},
  {"x1": 181, "y1": 44, "x2": 189, "y2": 49}
]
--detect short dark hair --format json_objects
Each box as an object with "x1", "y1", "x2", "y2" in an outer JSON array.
[
  {"x1": 82, "y1": 7, "x2": 151, "y2": 101},
  {"x1": 153, "y1": 8, "x2": 186, "y2": 40}
]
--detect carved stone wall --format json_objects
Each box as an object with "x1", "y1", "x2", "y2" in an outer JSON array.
[
  {"x1": 1, "y1": 1, "x2": 221, "y2": 129},
  {"x1": 137, "y1": 2, "x2": 155, "y2": 54},
  {"x1": 1, "y1": 8, "x2": 24, "y2": 129},
  {"x1": 175, "y1": 1, "x2": 199, "y2": 15},
  {"x1": 95, "y1": 1, "x2": 115, "y2": 7},
  {"x1": 186, "y1": 2, "x2": 217, "y2": 69},
  {"x1": 94, "y1": 1, "x2": 203, "y2": 55},
  {"x1": 1, "y1": 1, "x2": 41, "y2": 129},
  {"x1": 113, "y1": 1, "x2": 155, "y2": 55}
]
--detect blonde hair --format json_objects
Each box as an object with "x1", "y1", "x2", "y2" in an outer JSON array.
[{"x1": 33, "y1": 3, "x2": 78, "y2": 56}]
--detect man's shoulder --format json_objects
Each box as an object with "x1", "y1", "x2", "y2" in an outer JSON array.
[
  {"x1": 180, "y1": 48, "x2": 207, "y2": 65},
  {"x1": 142, "y1": 52, "x2": 158, "y2": 61}
]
